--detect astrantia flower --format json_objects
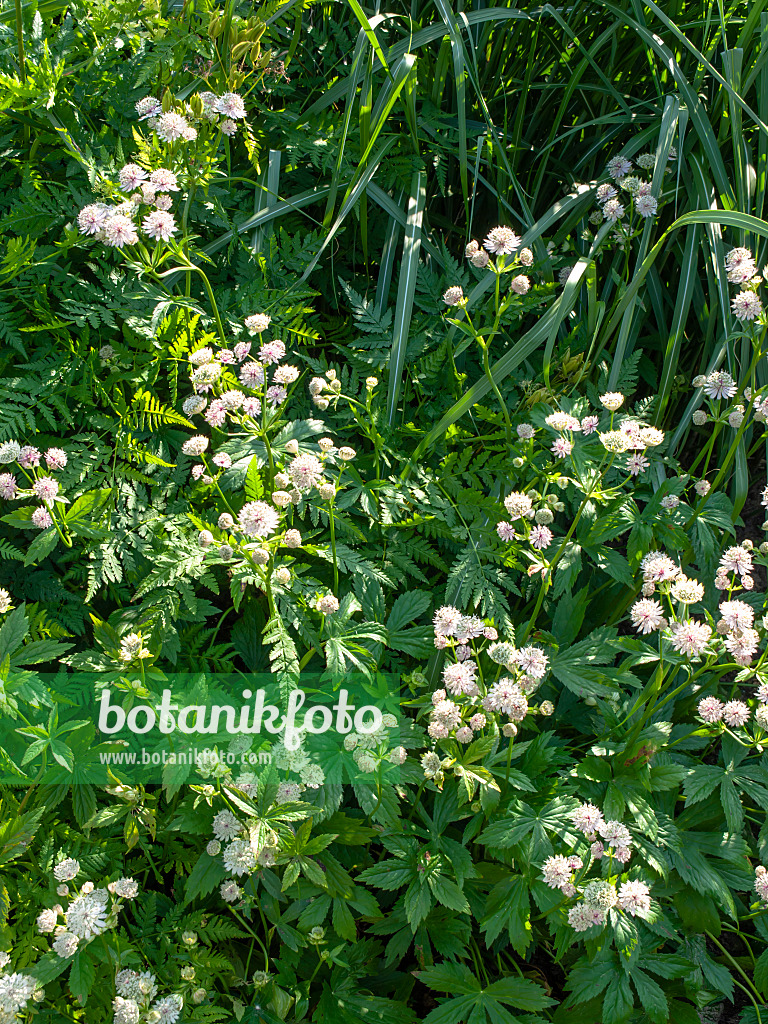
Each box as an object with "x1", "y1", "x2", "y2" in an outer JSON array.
[
  {"x1": 112, "y1": 877, "x2": 138, "y2": 898},
  {"x1": 221, "y1": 880, "x2": 242, "y2": 903},
  {"x1": 581, "y1": 415, "x2": 599, "y2": 434},
  {"x1": 118, "y1": 163, "x2": 147, "y2": 191},
  {"x1": 627, "y1": 453, "x2": 649, "y2": 475},
  {"x1": 136, "y1": 96, "x2": 161, "y2": 119},
  {"x1": 220, "y1": 118, "x2": 237, "y2": 135},
  {"x1": 570, "y1": 802, "x2": 604, "y2": 834},
  {"x1": 113, "y1": 996, "x2": 140, "y2": 1024},
  {"x1": 720, "y1": 545, "x2": 752, "y2": 576},
  {"x1": 183, "y1": 395, "x2": 207, "y2": 417},
  {"x1": 152, "y1": 994, "x2": 183, "y2": 1024},
  {"x1": 259, "y1": 340, "x2": 286, "y2": 364},
  {"x1": 517, "y1": 423, "x2": 535, "y2": 439},
  {"x1": 529, "y1": 525, "x2": 553, "y2": 549},
  {"x1": 723, "y1": 700, "x2": 750, "y2": 727},
  {"x1": 31, "y1": 507, "x2": 52, "y2": 529},
  {"x1": 442, "y1": 660, "x2": 478, "y2": 697},
  {"x1": 541, "y1": 855, "x2": 572, "y2": 890},
  {"x1": 504, "y1": 491, "x2": 533, "y2": 519},
  {"x1": 635, "y1": 193, "x2": 658, "y2": 217},
  {"x1": 443, "y1": 286, "x2": 464, "y2": 306},
  {"x1": 288, "y1": 453, "x2": 323, "y2": 491},
  {"x1": 483, "y1": 226, "x2": 520, "y2": 255},
  {"x1": 518, "y1": 646, "x2": 548, "y2": 678},
  {"x1": 641, "y1": 551, "x2": 680, "y2": 583},
  {"x1": 215, "y1": 92, "x2": 246, "y2": 119},
  {"x1": 238, "y1": 501, "x2": 279, "y2": 538},
  {"x1": 485, "y1": 680, "x2": 528, "y2": 720},
  {"x1": 568, "y1": 903, "x2": 605, "y2": 932},
  {"x1": 222, "y1": 839, "x2": 257, "y2": 876},
  {"x1": 66, "y1": 893, "x2": 108, "y2": 938},
  {"x1": 511, "y1": 275, "x2": 530, "y2": 295},
  {"x1": 732, "y1": 291, "x2": 763, "y2": 321},
  {"x1": 245, "y1": 313, "x2": 271, "y2": 334},
  {"x1": 181, "y1": 436, "x2": 209, "y2": 456},
  {"x1": 599, "y1": 430, "x2": 630, "y2": 453},
  {"x1": 155, "y1": 112, "x2": 192, "y2": 141},
  {"x1": 704, "y1": 371, "x2": 737, "y2": 400},
  {"x1": 698, "y1": 696, "x2": 724, "y2": 723},
  {"x1": 668, "y1": 620, "x2": 712, "y2": 658},
  {"x1": 719, "y1": 600, "x2": 754, "y2": 631},
  {"x1": 617, "y1": 880, "x2": 651, "y2": 916},
  {"x1": 0, "y1": 473, "x2": 16, "y2": 499},
  {"x1": 671, "y1": 576, "x2": 705, "y2": 604},
  {"x1": 53, "y1": 857, "x2": 80, "y2": 882},
  {"x1": 546, "y1": 412, "x2": 580, "y2": 432},
  {"x1": 606, "y1": 156, "x2": 632, "y2": 179},
  {"x1": 496, "y1": 521, "x2": 516, "y2": 541},
  {"x1": 149, "y1": 168, "x2": 179, "y2": 192},
  {"x1": 37, "y1": 908, "x2": 58, "y2": 933},
  {"x1": 597, "y1": 819, "x2": 632, "y2": 850},
  {"x1": 755, "y1": 866, "x2": 768, "y2": 905},
  {"x1": 240, "y1": 361, "x2": 266, "y2": 388},
  {"x1": 142, "y1": 210, "x2": 176, "y2": 241},
  {"x1": 103, "y1": 215, "x2": 138, "y2": 248},
  {"x1": 434, "y1": 605, "x2": 461, "y2": 636},
  {"x1": 630, "y1": 599, "x2": 664, "y2": 634},
  {"x1": 638, "y1": 426, "x2": 664, "y2": 447},
  {"x1": 603, "y1": 198, "x2": 625, "y2": 221},
  {"x1": 274, "y1": 365, "x2": 300, "y2": 385},
  {"x1": 583, "y1": 879, "x2": 618, "y2": 911},
  {"x1": 78, "y1": 203, "x2": 111, "y2": 235},
  {"x1": 596, "y1": 183, "x2": 617, "y2": 203},
  {"x1": 726, "y1": 247, "x2": 757, "y2": 283},
  {"x1": 317, "y1": 594, "x2": 340, "y2": 615},
  {"x1": 724, "y1": 628, "x2": 760, "y2": 664},
  {"x1": 45, "y1": 447, "x2": 67, "y2": 470},
  {"x1": 600, "y1": 392, "x2": 624, "y2": 411},
  {"x1": 212, "y1": 810, "x2": 242, "y2": 842},
  {"x1": 551, "y1": 437, "x2": 573, "y2": 458}
]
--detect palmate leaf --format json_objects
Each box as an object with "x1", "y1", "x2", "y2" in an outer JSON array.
[{"x1": 416, "y1": 962, "x2": 554, "y2": 1024}]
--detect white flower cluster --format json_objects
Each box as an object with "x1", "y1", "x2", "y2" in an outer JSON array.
[
  {"x1": 40, "y1": 858, "x2": 139, "y2": 965},
  {"x1": 539, "y1": 804, "x2": 652, "y2": 934},
  {"x1": 114, "y1": 967, "x2": 183, "y2": 1024},
  {"x1": 210, "y1": 804, "x2": 279, "y2": 888},
  {"x1": 343, "y1": 713, "x2": 404, "y2": 774},
  {"x1": 599, "y1": 153, "x2": 662, "y2": 228},
  {"x1": 724, "y1": 247, "x2": 764, "y2": 322},
  {"x1": 424, "y1": 606, "x2": 550, "y2": 764},
  {"x1": 0, "y1": 442, "x2": 69, "y2": 531},
  {"x1": 0, "y1": 959, "x2": 40, "y2": 1024}
]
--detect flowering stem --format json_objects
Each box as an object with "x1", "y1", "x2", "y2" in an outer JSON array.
[
  {"x1": 706, "y1": 931, "x2": 764, "y2": 1008},
  {"x1": 328, "y1": 499, "x2": 338, "y2": 593},
  {"x1": 479, "y1": 339, "x2": 512, "y2": 442}
]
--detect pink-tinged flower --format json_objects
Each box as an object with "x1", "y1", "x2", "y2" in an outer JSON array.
[
  {"x1": 155, "y1": 112, "x2": 192, "y2": 142},
  {"x1": 551, "y1": 437, "x2": 573, "y2": 458},
  {"x1": 596, "y1": 183, "x2": 617, "y2": 203},
  {"x1": 220, "y1": 390, "x2": 244, "y2": 410},
  {"x1": 266, "y1": 385, "x2": 287, "y2": 406},
  {"x1": 191, "y1": 464, "x2": 205, "y2": 480},
  {"x1": 668, "y1": 620, "x2": 712, "y2": 658},
  {"x1": 719, "y1": 600, "x2": 754, "y2": 631},
  {"x1": 33, "y1": 476, "x2": 59, "y2": 503},
  {"x1": 757, "y1": 683, "x2": 768, "y2": 703},
  {"x1": 529, "y1": 525, "x2": 553, "y2": 549},
  {"x1": 18, "y1": 446, "x2": 41, "y2": 469},
  {"x1": 568, "y1": 903, "x2": 605, "y2": 932},
  {"x1": 259, "y1": 340, "x2": 286, "y2": 365},
  {"x1": 77, "y1": 204, "x2": 111, "y2": 235},
  {"x1": 317, "y1": 594, "x2": 339, "y2": 615},
  {"x1": 720, "y1": 545, "x2": 752, "y2": 576},
  {"x1": 242, "y1": 397, "x2": 261, "y2": 417},
  {"x1": 541, "y1": 855, "x2": 571, "y2": 890},
  {"x1": 245, "y1": 314, "x2": 271, "y2": 335},
  {"x1": 517, "y1": 423, "x2": 535, "y2": 439},
  {"x1": 45, "y1": 448, "x2": 67, "y2": 470},
  {"x1": 641, "y1": 551, "x2": 680, "y2": 583},
  {"x1": 483, "y1": 226, "x2": 520, "y2": 255},
  {"x1": 570, "y1": 802, "x2": 604, "y2": 835},
  {"x1": 723, "y1": 700, "x2": 750, "y2": 727},
  {"x1": 234, "y1": 342, "x2": 251, "y2": 362},
  {"x1": 698, "y1": 696, "x2": 724, "y2": 723},
  {"x1": 443, "y1": 661, "x2": 478, "y2": 697},
  {"x1": 31, "y1": 507, "x2": 52, "y2": 529},
  {"x1": 607, "y1": 156, "x2": 632, "y2": 179},
  {"x1": 103, "y1": 215, "x2": 138, "y2": 248},
  {"x1": 518, "y1": 646, "x2": 548, "y2": 678},
  {"x1": 627, "y1": 453, "x2": 649, "y2": 475},
  {"x1": 504, "y1": 491, "x2": 533, "y2": 519},
  {"x1": 485, "y1": 680, "x2": 528, "y2": 720},
  {"x1": 635, "y1": 193, "x2": 657, "y2": 218},
  {"x1": 732, "y1": 291, "x2": 763, "y2": 321},
  {"x1": 603, "y1": 199, "x2": 625, "y2": 221},
  {"x1": 0, "y1": 473, "x2": 16, "y2": 499},
  {"x1": 581, "y1": 415, "x2": 600, "y2": 434},
  {"x1": 149, "y1": 169, "x2": 180, "y2": 192},
  {"x1": 434, "y1": 606, "x2": 461, "y2": 636},
  {"x1": 239, "y1": 362, "x2": 265, "y2": 388},
  {"x1": 590, "y1": 840, "x2": 604, "y2": 858},
  {"x1": 213, "y1": 452, "x2": 232, "y2": 469},
  {"x1": 630, "y1": 598, "x2": 664, "y2": 634},
  {"x1": 755, "y1": 866, "x2": 768, "y2": 904},
  {"x1": 238, "y1": 501, "x2": 279, "y2": 538},
  {"x1": 496, "y1": 522, "x2": 516, "y2": 541},
  {"x1": 155, "y1": 194, "x2": 173, "y2": 211},
  {"x1": 142, "y1": 210, "x2": 176, "y2": 241},
  {"x1": 220, "y1": 119, "x2": 237, "y2": 136},
  {"x1": 119, "y1": 163, "x2": 147, "y2": 191},
  {"x1": 136, "y1": 97, "x2": 161, "y2": 121},
  {"x1": 724, "y1": 628, "x2": 760, "y2": 664},
  {"x1": 443, "y1": 286, "x2": 464, "y2": 306},
  {"x1": 617, "y1": 880, "x2": 651, "y2": 916},
  {"x1": 205, "y1": 401, "x2": 227, "y2": 427},
  {"x1": 704, "y1": 371, "x2": 737, "y2": 400},
  {"x1": 214, "y1": 92, "x2": 246, "y2": 119}
]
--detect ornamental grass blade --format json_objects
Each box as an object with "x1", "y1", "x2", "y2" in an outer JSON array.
[
  {"x1": 251, "y1": 150, "x2": 281, "y2": 254},
  {"x1": 386, "y1": 171, "x2": 426, "y2": 426}
]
